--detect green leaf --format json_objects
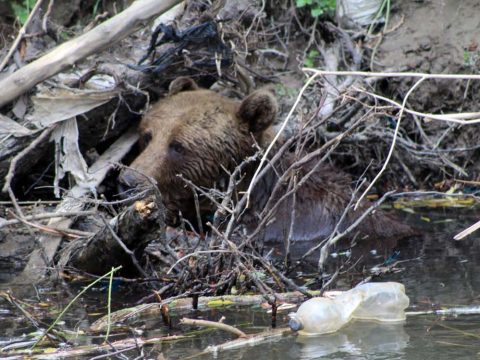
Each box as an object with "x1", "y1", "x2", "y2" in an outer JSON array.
[
  {"x1": 311, "y1": 7, "x2": 324, "y2": 17},
  {"x1": 296, "y1": 0, "x2": 313, "y2": 7},
  {"x1": 304, "y1": 58, "x2": 314, "y2": 68}
]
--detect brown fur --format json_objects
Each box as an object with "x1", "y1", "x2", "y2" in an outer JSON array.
[
  {"x1": 120, "y1": 77, "x2": 277, "y2": 225},
  {"x1": 120, "y1": 78, "x2": 413, "y2": 241}
]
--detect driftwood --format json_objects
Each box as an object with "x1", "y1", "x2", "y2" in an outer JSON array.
[
  {"x1": 1, "y1": 335, "x2": 187, "y2": 359},
  {"x1": 67, "y1": 197, "x2": 165, "y2": 275},
  {"x1": 90, "y1": 290, "x2": 317, "y2": 332},
  {"x1": 14, "y1": 129, "x2": 139, "y2": 283},
  {"x1": 0, "y1": 0, "x2": 181, "y2": 107},
  {"x1": 180, "y1": 317, "x2": 248, "y2": 338}
]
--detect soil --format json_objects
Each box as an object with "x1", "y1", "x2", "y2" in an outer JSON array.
[{"x1": 378, "y1": 0, "x2": 480, "y2": 112}]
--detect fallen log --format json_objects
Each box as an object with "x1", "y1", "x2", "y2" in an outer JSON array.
[{"x1": 66, "y1": 197, "x2": 165, "y2": 275}]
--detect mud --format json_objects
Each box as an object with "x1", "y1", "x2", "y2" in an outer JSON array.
[{"x1": 378, "y1": 0, "x2": 480, "y2": 112}]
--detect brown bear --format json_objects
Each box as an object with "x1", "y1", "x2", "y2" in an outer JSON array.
[{"x1": 119, "y1": 77, "x2": 412, "y2": 242}]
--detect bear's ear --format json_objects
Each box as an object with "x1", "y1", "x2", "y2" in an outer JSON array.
[
  {"x1": 168, "y1": 77, "x2": 199, "y2": 95},
  {"x1": 237, "y1": 90, "x2": 278, "y2": 133}
]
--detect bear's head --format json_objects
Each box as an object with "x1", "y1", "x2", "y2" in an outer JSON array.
[{"x1": 119, "y1": 77, "x2": 278, "y2": 225}]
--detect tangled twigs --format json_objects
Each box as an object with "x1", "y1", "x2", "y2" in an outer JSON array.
[
  {"x1": 2, "y1": 126, "x2": 55, "y2": 216},
  {"x1": 317, "y1": 190, "x2": 395, "y2": 272},
  {"x1": 246, "y1": 72, "x2": 320, "y2": 207},
  {"x1": 354, "y1": 76, "x2": 426, "y2": 209}
]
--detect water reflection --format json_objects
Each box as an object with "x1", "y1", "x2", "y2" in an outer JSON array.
[{"x1": 293, "y1": 321, "x2": 408, "y2": 359}]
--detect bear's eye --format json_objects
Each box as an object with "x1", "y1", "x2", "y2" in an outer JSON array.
[
  {"x1": 139, "y1": 129, "x2": 153, "y2": 148},
  {"x1": 169, "y1": 140, "x2": 185, "y2": 155}
]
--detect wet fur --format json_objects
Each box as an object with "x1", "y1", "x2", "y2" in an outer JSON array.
[{"x1": 120, "y1": 78, "x2": 413, "y2": 241}]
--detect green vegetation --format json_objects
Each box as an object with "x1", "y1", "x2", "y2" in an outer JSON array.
[
  {"x1": 0, "y1": 0, "x2": 36, "y2": 25},
  {"x1": 368, "y1": 0, "x2": 391, "y2": 34},
  {"x1": 295, "y1": 0, "x2": 336, "y2": 17},
  {"x1": 464, "y1": 50, "x2": 480, "y2": 68},
  {"x1": 303, "y1": 49, "x2": 320, "y2": 68}
]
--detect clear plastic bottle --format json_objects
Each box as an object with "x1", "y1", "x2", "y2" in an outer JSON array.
[
  {"x1": 289, "y1": 282, "x2": 409, "y2": 336},
  {"x1": 288, "y1": 289, "x2": 364, "y2": 336},
  {"x1": 351, "y1": 282, "x2": 409, "y2": 322}
]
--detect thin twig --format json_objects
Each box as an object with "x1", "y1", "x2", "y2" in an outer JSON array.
[
  {"x1": 303, "y1": 68, "x2": 480, "y2": 81},
  {"x1": 245, "y1": 72, "x2": 320, "y2": 207},
  {"x1": 318, "y1": 191, "x2": 395, "y2": 271},
  {"x1": 42, "y1": 0, "x2": 55, "y2": 33},
  {"x1": 7, "y1": 209, "x2": 92, "y2": 238},
  {"x1": 0, "y1": 210, "x2": 95, "y2": 228},
  {"x1": 180, "y1": 317, "x2": 247, "y2": 338}
]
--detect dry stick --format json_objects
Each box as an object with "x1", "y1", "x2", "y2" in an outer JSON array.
[
  {"x1": 303, "y1": 68, "x2": 480, "y2": 81},
  {"x1": 353, "y1": 87, "x2": 480, "y2": 124},
  {"x1": 284, "y1": 174, "x2": 297, "y2": 268},
  {"x1": 186, "y1": 328, "x2": 291, "y2": 358},
  {"x1": 192, "y1": 190, "x2": 204, "y2": 236},
  {"x1": 41, "y1": 0, "x2": 55, "y2": 33},
  {"x1": 0, "y1": 210, "x2": 95, "y2": 228},
  {"x1": 7, "y1": 209, "x2": 93, "y2": 238},
  {"x1": 454, "y1": 220, "x2": 480, "y2": 241},
  {"x1": 180, "y1": 317, "x2": 247, "y2": 338},
  {"x1": 317, "y1": 191, "x2": 395, "y2": 272},
  {"x1": 0, "y1": 0, "x2": 46, "y2": 72},
  {"x1": 0, "y1": 0, "x2": 181, "y2": 107}
]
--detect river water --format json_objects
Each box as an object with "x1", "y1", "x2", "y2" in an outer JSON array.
[{"x1": 1, "y1": 207, "x2": 480, "y2": 359}]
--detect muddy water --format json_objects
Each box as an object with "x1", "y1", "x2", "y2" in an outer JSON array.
[
  {"x1": 157, "y1": 208, "x2": 480, "y2": 360},
  {"x1": 1, "y1": 208, "x2": 480, "y2": 359}
]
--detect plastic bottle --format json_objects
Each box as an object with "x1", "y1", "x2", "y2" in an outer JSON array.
[
  {"x1": 351, "y1": 282, "x2": 409, "y2": 322},
  {"x1": 289, "y1": 282, "x2": 409, "y2": 336},
  {"x1": 288, "y1": 288, "x2": 364, "y2": 336}
]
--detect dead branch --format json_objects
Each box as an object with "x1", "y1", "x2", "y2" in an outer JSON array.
[
  {"x1": 0, "y1": 210, "x2": 96, "y2": 228},
  {"x1": 0, "y1": 0, "x2": 182, "y2": 107},
  {"x1": 6, "y1": 209, "x2": 93, "y2": 238},
  {"x1": 190, "y1": 327, "x2": 291, "y2": 357},
  {"x1": 15, "y1": 129, "x2": 139, "y2": 283},
  {"x1": 180, "y1": 317, "x2": 247, "y2": 338}
]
